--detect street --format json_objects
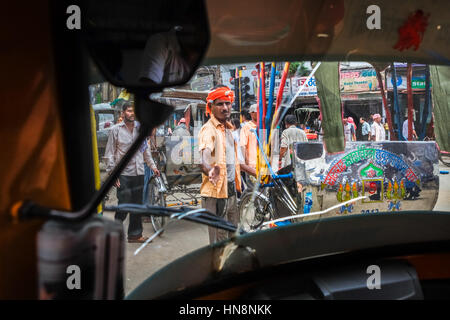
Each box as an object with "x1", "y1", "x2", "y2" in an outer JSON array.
[
  {"x1": 102, "y1": 162, "x2": 450, "y2": 296},
  {"x1": 100, "y1": 168, "x2": 208, "y2": 295},
  {"x1": 103, "y1": 210, "x2": 208, "y2": 296}
]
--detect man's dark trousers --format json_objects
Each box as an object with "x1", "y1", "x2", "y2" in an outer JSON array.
[{"x1": 115, "y1": 175, "x2": 145, "y2": 239}]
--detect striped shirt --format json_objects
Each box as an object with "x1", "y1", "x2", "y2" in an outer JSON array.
[{"x1": 104, "y1": 121, "x2": 156, "y2": 176}]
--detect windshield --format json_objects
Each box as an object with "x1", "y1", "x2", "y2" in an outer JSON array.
[{"x1": 89, "y1": 54, "x2": 450, "y2": 296}]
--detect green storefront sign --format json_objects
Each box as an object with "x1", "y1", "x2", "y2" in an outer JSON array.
[{"x1": 412, "y1": 78, "x2": 431, "y2": 89}]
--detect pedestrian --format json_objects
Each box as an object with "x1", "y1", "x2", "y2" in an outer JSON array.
[
  {"x1": 280, "y1": 115, "x2": 308, "y2": 169},
  {"x1": 348, "y1": 117, "x2": 357, "y2": 132},
  {"x1": 172, "y1": 117, "x2": 191, "y2": 136},
  {"x1": 343, "y1": 117, "x2": 356, "y2": 142},
  {"x1": 104, "y1": 102, "x2": 160, "y2": 243},
  {"x1": 240, "y1": 104, "x2": 258, "y2": 190},
  {"x1": 231, "y1": 118, "x2": 245, "y2": 198},
  {"x1": 368, "y1": 114, "x2": 374, "y2": 126},
  {"x1": 402, "y1": 115, "x2": 417, "y2": 141},
  {"x1": 142, "y1": 128, "x2": 159, "y2": 207},
  {"x1": 241, "y1": 110, "x2": 251, "y2": 127},
  {"x1": 231, "y1": 118, "x2": 241, "y2": 143},
  {"x1": 317, "y1": 113, "x2": 324, "y2": 142},
  {"x1": 360, "y1": 117, "x2": 371, "y2": 141},
  {"x1": 231, "y1": 118, "x2": 245, "y2": 165},
  {"x1": 370, "y1": 113, "x2": 386, "y2": 141},
  {"x1": 199, "y1": 85, "x2": 244, "y2": 244}
]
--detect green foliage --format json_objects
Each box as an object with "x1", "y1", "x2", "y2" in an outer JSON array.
[{"x1": 289, "y1": 62, "x2": 309, "y2": 77}]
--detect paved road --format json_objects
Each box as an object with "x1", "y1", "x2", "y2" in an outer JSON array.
[
  {"x1": 102, "y1": 162, "x2": 450, "y2": 296},
  {"x1": 103, "y1": 211, "x2": 208, "y2": 295},
  {"x1": 100, "y1": 169, "x2": 208, "y2": 296}
]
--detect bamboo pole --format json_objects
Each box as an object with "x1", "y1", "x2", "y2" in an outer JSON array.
[
  {"x1": 419, "y1": 65, "x2": 431, "y2": 140},
  {"x1": 407, "y1": 63, "x2": 414, "y2": 141},
  {"x1": 376, "y1": 69, "x2": 396, "y2": 140},
  {"x1": 391, "y1": 63, "x2": 403, "y2": 140}
]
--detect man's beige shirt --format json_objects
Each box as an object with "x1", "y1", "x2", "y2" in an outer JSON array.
[
  {"x1": 104, "y1": 121, "x2": 156, "y2": 176},
  {"x1": 199, "y1": 115, "x2": 241, "y2": 199}
]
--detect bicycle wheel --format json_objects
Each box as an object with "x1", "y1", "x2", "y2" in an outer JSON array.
[
  {"x1": 439, "y1": 152, "x2": 450, "y2": 167},
  {"x1": 239, "y1": 190, "x2": 272, "y2": 232},
  {"x1": 147, "y1": 178, "x2": 167, "y2": 234}
]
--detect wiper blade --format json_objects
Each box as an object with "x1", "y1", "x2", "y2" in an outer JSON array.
[
  {"x1": 103, "y1": 204, "x2": 240, "y2": 234},
  {"x1": 260, "y1": 196, "x2": 368, "y2": 228}
]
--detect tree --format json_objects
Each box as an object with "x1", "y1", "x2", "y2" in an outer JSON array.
[{"x1": 289, "y1": 62, "x2": 310, "y2": 77}]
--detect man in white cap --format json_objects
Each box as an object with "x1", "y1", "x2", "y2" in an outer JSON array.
[
  {"x1": 370, "y1": 113, "x2": 386, "y2": 141},
  {"x1": 240, "y1": 104, "x2": 258, "y2": 188}
]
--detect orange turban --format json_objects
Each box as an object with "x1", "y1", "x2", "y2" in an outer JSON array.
[{"x1": 205, "y1": 86, "x2": 234, "y2": 116}]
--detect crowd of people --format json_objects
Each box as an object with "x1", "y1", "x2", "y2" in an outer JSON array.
[
  {"x1": 103, "y1": 85, "x2": 419, "y2": 245},
  {"x1": 343, "y1": 113, "x2": 416, "y2": 142}
]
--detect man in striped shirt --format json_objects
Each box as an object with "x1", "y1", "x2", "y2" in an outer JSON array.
[{"x1": 104, "y1": 102, "x2": 160, "y2": 243}]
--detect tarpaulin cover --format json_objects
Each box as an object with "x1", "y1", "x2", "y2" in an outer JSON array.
[
  {"x1": 430, "y1": 65, "x2": 450, "y2": 152},
  {"x1": 315, "y1": 62, "x2": 344, "y2": 153}
]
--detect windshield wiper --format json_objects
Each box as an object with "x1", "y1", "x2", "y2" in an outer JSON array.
[
  {"x1": 103, "y1": 204, "x2": 241, "y2": 234},
  {"x1": 259, "y1": 196, "x2": 368, "y2": 229},
  {"x1": 103, "y1": 204, "x2": 244, "y2": 255}
]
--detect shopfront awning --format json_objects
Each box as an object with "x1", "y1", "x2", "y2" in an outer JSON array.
[{"x1": 341, "y1": 92, "x2": 383, "y2": 101}]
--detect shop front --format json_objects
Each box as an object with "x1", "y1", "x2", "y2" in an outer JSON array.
[
  {"x1": 340, "y1": 66, "x2": 384, "y2": 140},
  {"x1": 385, "y1": 63, "x2": 433, "y2": 140}
]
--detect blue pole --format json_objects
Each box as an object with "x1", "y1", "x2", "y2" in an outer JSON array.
[
  {"x1": 419, "y1": 65, "x2": 431, "y2": 140},
  {"x1": 251, "y1": 129, "x2": 276, "y2": 177},
  {"x1": 259, "y1": 72, "x2": 264, "y2": 138},
  {"x1": 391, "y1": 63, "x2": 404, "y2": 141},
  {"x1": 265, "y1": 62, "x2": 276, "y2": 142}
]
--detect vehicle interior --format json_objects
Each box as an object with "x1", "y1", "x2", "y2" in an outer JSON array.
[{"x1": 1, "y1": 0, "x2": 450, "y2": 300}]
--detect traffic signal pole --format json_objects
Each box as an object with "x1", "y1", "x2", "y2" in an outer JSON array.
[
  {"x1": 233, "y1": 68, "x2": 239, "y2": 112},
  {"x1": 239, "y1": 69, "x2": 243, "y2": 118}
]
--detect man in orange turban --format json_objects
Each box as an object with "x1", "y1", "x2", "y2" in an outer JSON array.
[
  {"x1": 205, "y1": 85, "x2": 235, "y2": 117},
  {"x1": 199, "y1": 85, "x2": 252, "y2": 243}
]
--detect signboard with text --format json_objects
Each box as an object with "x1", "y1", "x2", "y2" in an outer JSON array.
[
  {"x1": 340, "y1": 69, "x2": 379, "y2": 92},
  {"x1": 386, "y1": 74, "x2": 429, "y2": 90}
]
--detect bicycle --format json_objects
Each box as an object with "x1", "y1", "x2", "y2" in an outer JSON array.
[
  {"x1": 146, "y1": 175, "x2": 167, "y2": 233},
  {"x1": 239, "y1": 171, "x2": 300, "y2": 232},
  {"x1": 439, "y1": 149, "x2": 450, "y2": 167},
  {"x1": 424, "y1": 135, "x2": 450, "y2": 167},
  {"x1": 239, "y1": 129, "x2": 301, "y2": 232}
]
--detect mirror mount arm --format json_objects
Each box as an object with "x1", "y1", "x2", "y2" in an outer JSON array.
[
  {"x1": 16, "y1": 96, "x2": 174, "y2": 222},
  {"x1": 133, "y1": 92, "x2": 174, "y2": 128}
]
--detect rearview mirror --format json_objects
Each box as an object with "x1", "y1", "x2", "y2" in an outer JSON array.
[
  {"x1": 295, "y1": 142, "x2": 324, "y2": 160},
  {"x1": 82, "y1": 0, "x2": 210, "y2": 92}
]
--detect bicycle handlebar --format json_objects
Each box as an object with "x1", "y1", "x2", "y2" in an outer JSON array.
[
  {"x1": 261, "y1": 173, "x2": 293, "y2": 187},
  {"x1": 274, "y1": 173, "x2": 293, "y2": 180}
]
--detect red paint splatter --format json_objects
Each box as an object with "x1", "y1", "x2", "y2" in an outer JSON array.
[{"x1": 393, "y1": 10, "x2": 429, "y2": 51}]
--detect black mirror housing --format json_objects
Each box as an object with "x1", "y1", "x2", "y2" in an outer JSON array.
[{"x1": 82, "y1": 0, "x2": 210, "y2": 94}]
